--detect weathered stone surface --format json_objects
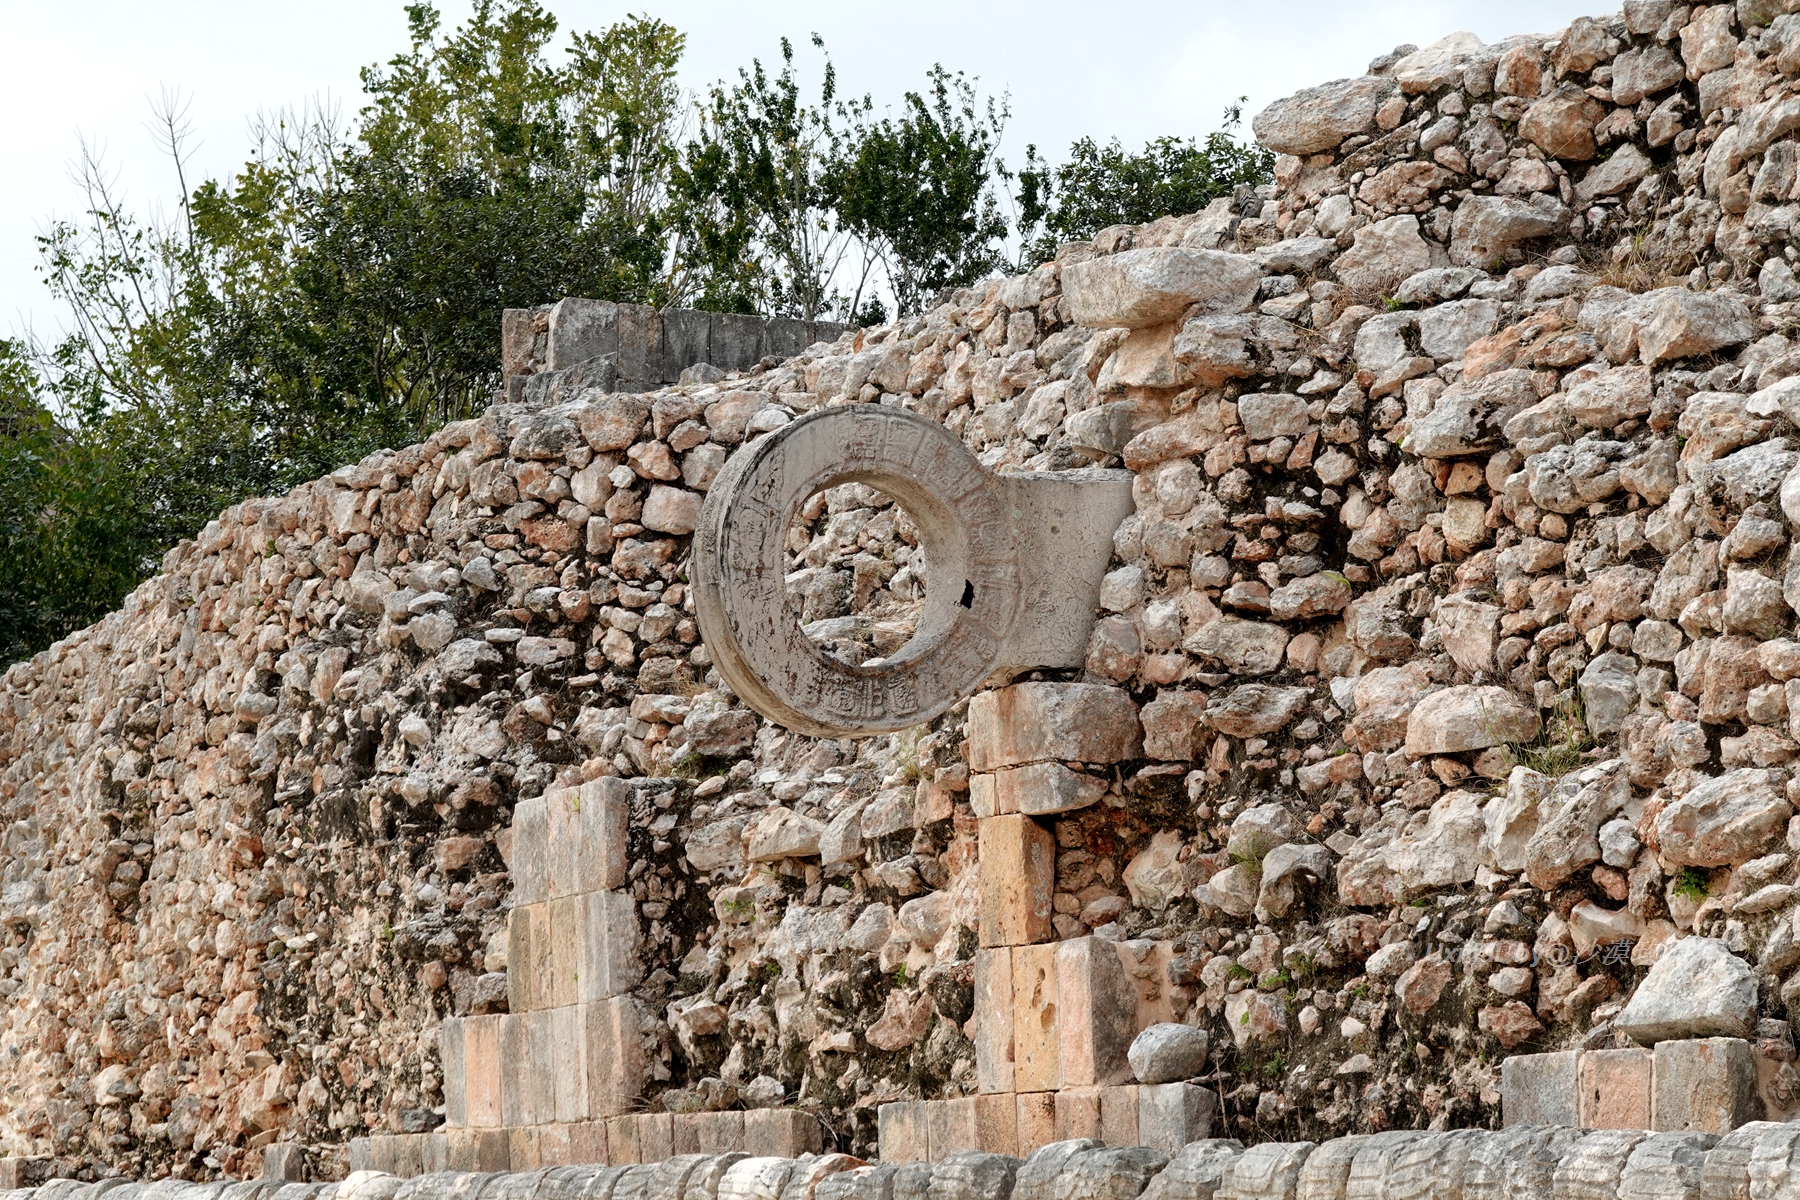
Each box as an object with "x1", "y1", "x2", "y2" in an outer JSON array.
[
  {"x1": 1129, "y1": 1024, "x2": 1211, "y2": 1085},
  {"x1": 1403, "y1": 686, "x2": 1540, "y2": 756},
  {"x1": 1450, "y1": 196, "x2": 1567, "y2": 265},
  {"x1": 1063, "y1": 248, "x2": 1263, "y2": 329},
  {"x1": 1253, "y1": 76, "x2": 1396, "y2": 155},
  {"x1": 1615, "y1": 938, "x2": 1759, "y2": 1044},
  {"x1": 1139, "y1": 1138, "x2": 1244, "y2": 1200},
  {"x1": 1206, "y1": 685, "x2": 1311, "y2": 737},
  {"x1": 1405, "y1": 368, "x2": 1540, "y2": 457},
  {"x1": 1653, "y1": 768, "x2": 1792, "y2": 868},
  {"x1": 1185, "y1": 618, "x2": 1292, "y2": 677},
  {"x1": 1333, "y1": 215, "x2": 1436, "y2": 297},
  {"x1": 1519, "y1": 87, "x2": 1608, "y2": 160},
  {"x1": 969, "y1": 683, "x2": 1144, "y2": 771},
  {"x1": 1652, "y1": 1038, "x2": 1761, "y2": 1133}
]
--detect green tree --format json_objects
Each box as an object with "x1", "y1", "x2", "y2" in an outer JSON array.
[
  {"x1": 1014, "y1": 103, "x2": 1273, "y2": 266},
  {"x1": 831, "y1": 67, "x2": 1010, "y2": 318}
]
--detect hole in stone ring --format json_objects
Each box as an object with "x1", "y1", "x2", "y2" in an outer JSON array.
[
  {"x1": 959, "y1": 580, "x2": 975, "y2": 609},
  {"x1": 783, "y1": 482, "x2": 929, "y2": 666}
]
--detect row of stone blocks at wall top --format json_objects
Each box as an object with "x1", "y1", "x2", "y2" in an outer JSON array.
[
  {"x1": 1504, "y1": 1039, "x2": 1787, "y2": 1134},
  {"x1": 29, "y1": 1121, "x2": 1800, "y2": 1198},
  {"x1": 501, "y1": 298, "x2": 852, "y2": 398},
  {"x1": 877, "y1": 1084, "x2": 1216, "y2": 1164}
]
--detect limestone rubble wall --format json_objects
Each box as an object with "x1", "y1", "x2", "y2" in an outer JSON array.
[{"x1": 11, "y1": 0, "x2": 1800, "y2": 1180}]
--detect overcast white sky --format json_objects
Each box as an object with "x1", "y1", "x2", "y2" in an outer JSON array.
[{"x1": 1, "y1": 0, "x2": 1603, "y2": 341}]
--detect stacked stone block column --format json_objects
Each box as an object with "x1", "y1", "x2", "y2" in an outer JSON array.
[
  {"x1": 438, "y1": 777, "x2": 643, "y2": 1161},
  {"x1": 881, "y1": 682, "x2": 1217, "y2": 1162}
]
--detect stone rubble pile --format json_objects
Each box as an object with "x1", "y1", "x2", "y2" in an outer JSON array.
[{"x1": 16, "y1": 0, "x2": 1800, "y2": 1185}]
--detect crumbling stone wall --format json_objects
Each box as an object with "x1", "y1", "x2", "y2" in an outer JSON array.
[{"x1": 14, "y1": 1, "x2": 1800, "y2": 1183}]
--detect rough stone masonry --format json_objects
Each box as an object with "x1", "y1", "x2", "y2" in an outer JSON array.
[{"x1": 21, "y1": 1, "x2": 1800, "y2": 1195}]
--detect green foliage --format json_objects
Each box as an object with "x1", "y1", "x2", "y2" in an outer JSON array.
[
  {"x1": 1014, "y1": 103, "x2": 1273, "y2": 266},
  {"x1": 1673, "y1": 867, "x2": 1710, "y2": 901},
  {"x1": 3, "y1": 0, "x2": 1263, "y2": 664}
]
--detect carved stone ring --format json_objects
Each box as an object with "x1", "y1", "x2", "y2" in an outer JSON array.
[{"x1": 693, "y1": 406, "x2": 1133, "y2": 738}]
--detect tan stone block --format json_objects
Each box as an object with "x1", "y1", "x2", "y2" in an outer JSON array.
[
  {"x1": 444, "y1": 1127, "x2": 510, "y2": 1172},
  {"x1": 1579, "y1": 1047, "x2": 1653, "y2": 1129},
  {"x1": 980, "y1": 814, "x2": 1054, "y2": 947},
  {"x1": 581, "y1": 997, "x2": 647, "y2": 1118},
  {"x1": 1138, "y1": 1083, "x2": 1218, "y2": 1156},
  {"x1": 500, "y1": 1014, "x2": 540, "y2": 1127},
  {"x1": 440, "y1": 1017, "x2": 467, "y2": 1128},
  {"x1": 1057, "y1": 935, "x2": 1140, "y2": 1088},
  {"x1": 463, "y1": 1014, "x2": 503, "y2": 1129},
  {"x1": 419, "y1": 1134, "x2": 448, "y2": 1175},
  {"x1": 508, "y1": 1126, "x2": 541, "y2": 1170},
  {"x1": 975, "y1": 1093, "x2": 1019, "y2": 1157},
  {"x1": 606, "y1": 1115, "x2": 642, "y2": 1165},
  {"x1": 997, "y1": 761, "x2": 1108, "y2": 818},
  {"x1": 576, "y1": 776, "x2": 632, "y2": 892},
  {"x1": 507, "y1": 905, "x2": 535, "y2": 1015},
  {"x1": 577, "y1": 889, "x2": 644, "y2": 1002},
  {"x1": 1013, "y1": 943, "x2": 1060, "y2": 1093},
  {"x1": 568, "y1": 1120, "x2": 608, "y2": 1165},
  {"x1": 878, "y1": 1101, "x2": 929, "y2": 1164},
  {"x1": 1502, "y1": 1049, "x2": 1578, "y2": 1127},
  {"x1": 545, "y1": 786, "x2": 580, "y2": 899},
  {"x1": 512, "y1": 795, "x2": 550, "y2": 905},
  {"x1": 358, "y1": 1134, "x2": 425, "y2": 1178},
  {"x1": 692, "y1": 1111, "x2": 745, "y2": 1154},
  {"x1": 550, "y1": 1005, "x2": 589, "y2": 1123},
  {"x1": 1017, "y1": 1093, "x2": 1057, "y2": 1157},
  {"x1": 974, "y1": 947, "x2": 1015, "y2": 1094},
  {"x1": 671, "y1": 1114, "x2": 702, "y2": 1157},
  {"x1": 535, "y1": 1122, "x2": 572, "y2": 1167},
  {"x1": 969, "y1": 773, "x2": 1013, "y2": 819},
  {"x1": 968, "y1": 682, "x2": 1143, "y2": 771},
  {"x1": 528, "y1": 902, "x2": 556, "y2": 1012},
  {"x1": 745, "y1": 1108, "x2": 823, "y2": 1157},
  {"x1": 1653, "y1": 1037, "x2": 1761, "y2": 1133},
  {"x1": 1099, "y1": 1085, "x2": 1140, "y2": 1147},
  {"x1": 1055, "y1": 1088, "x2": 1103, "y2": 1142},
  {"x1": 925, "y1": 1098, "x2": 980, "y2": 1159},
  {"x1": 549, "y1": 895, "x2": 579, "y2": 1009},
  {"x1": 635, "y1": 1113, "x2": 673, "y2": 1163}
]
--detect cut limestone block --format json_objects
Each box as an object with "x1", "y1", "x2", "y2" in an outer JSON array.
[
  {"x1": 1215, "y1": 1141, "x2": 1316, "y2": 1200},
  {"x1": 1013, "y1": 944, "x2": 1061, "y2": 1092},
  {"x1": 1137, "y1": 1084, "x2": 1219, "y2": 1159},
  {"x1": 512, "y1": 795, "x2": 550, "y2": 906},
  {"x1": 974, "y1": 947, "x2": 1015, "y2": 1094},
  {"x1": 441, "y1": 1017, "x2": 468, "y2": 1129},
  {"x1": 930, "y1": 1152, "x2": 1022, "y2": 1200},
  {"x1": 350, "y1": 1134, "x2": 426, "y2": 1178},
  {"x1": 1617, "y1": 1130, "x2": 1716, "y2": 1200},
  {"x1": 1551, "y1": 1129, "x2": 1648, "y2": 1200},
  {"x1": 979, "y1": 814, "x2": 1055, "y2": 947},
  {"x1": 746, "y1": 1109, "x2": 824, "y2": 1159},
  {"x1": 1293, "y1": 1132, "x2": 1367, "y2": 1200},
  {"x1": 878, "y1": 1101, "x2": 928, "y2": 1164},
  {"x1": 1017, "y1": 1093, "x2": 1058, "y2": 1160},
  {"x1": 1463, "y1": 1125, "x2": 1584, "y2": 1200},
  {"x1": 974, "y1": 762, "x2": 1107, "y2": 819},
  {"x1": 1579, "y1": 1047, "x2": 1653, "y2": 1130},
  {"x1": 1653, "y1": 1037, "x2": 1760, "y2": 1133},
  {"x1": 1697, "y1": 1121, "x2": 1791, "y2": 1200},
  {"x1": 1345, "y1": 1131, "x2": 1425, "y2": 1200},
  {"x1": 974, "y1": 1093, "x2": 1019, "y2": 1158},
  {"x1": 499, "y1": 1013, "x2": 542, "y2": 1128},
  {"x1": 606, "y1": 1113, "x2": 672, "y2": 1166},
  {"x1": 1055, "y1": 1089, "x2": 1103, "y2": 1143},
  {"x1": 690, "y1": 1112, "x2": 746, "y2": 1155},
  {"x1": 1099, "y1": 1086, "x2": 1140, "y2": 1148},
  {"x1": 1500, "y1": 1050, "x2": 1579, "y2": 1128},
  {"x1": 548, "y1": 777, "x2": 631, "y2": 896},
  {"x1": 550, "y1": 1005, "x2": 588, "y2": 1124},
  {"x1": 583, "y1": 997, "x2": 648, "y2": 1119},
  {"x1": 923, "y1": 1098, "x2": 980, "y2": 1161},
  {"x1": 578, "y1": 889, "x2": 644, "y2": 1002},
  {"x1": 1745, "y1": 1122, "x2": 1800, "y2": 1198},
  {"x1": 1057, "y1": 936, "x2": 1140, "y2": 1088},
  {"x1": 508, "y1": 904, "x2": 537, "y2": 1015},
  {"x1": 548, "y1": 896, "x2": 579, "y2": 1009},
  {"x1": 968, "y1": 682, "x2": 1144, "y2": 772},
  {"x1": 463, "y1": 1014, "x2": 504, "y2": 1129},
  {"x1": 261, "y1": 1143, "x2": 307, "y2": 1182},
  {"x1": 448, "y1": 1128, "x2": 511, "y2": 1172},
  {"x1": 1383, "y1": 1129, "x2": 1489, "y2": 1200}
]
